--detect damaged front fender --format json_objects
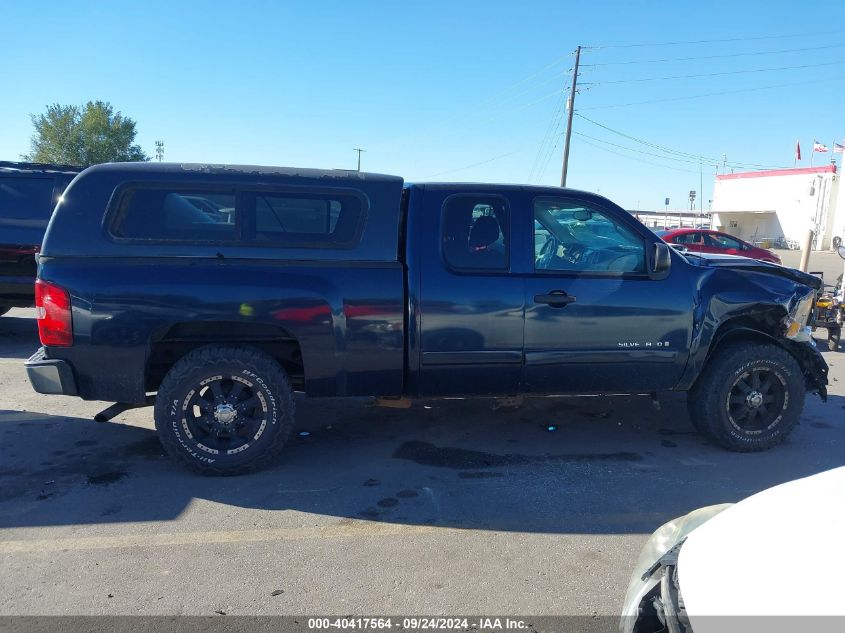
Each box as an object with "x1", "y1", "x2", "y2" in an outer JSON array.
[
  {"x1": 678, "y1": 264, "x2": 829, "y2": 399},
  {"x1": 783, "y1": 338, "x2": 829, "y2": 401}
]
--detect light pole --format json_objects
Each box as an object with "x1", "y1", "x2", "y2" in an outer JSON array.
[
  {"x1": 687, "y1": 190, "x2": 696, "y2": 229},
  {"x1": 799, "y1": 177, "x2": 821, "y2": 271}
]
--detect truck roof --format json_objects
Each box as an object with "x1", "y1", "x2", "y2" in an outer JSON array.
[
  {"x1": 0, "y1": 160, "x2": 82, "y2": 175},
  {"x1": 413, "y1": 181, "x2": 595, "y2": 194},
  {"x1": 79, "y1": 161, "x2": 404, "y2": 184},
  {"x1": 407, "y1": 182, "x2": 617, "y2": 208}
]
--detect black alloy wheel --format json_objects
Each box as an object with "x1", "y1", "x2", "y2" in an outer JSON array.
[{"x1": 725, "y1": 367, "x2": 788, "y2": 434}]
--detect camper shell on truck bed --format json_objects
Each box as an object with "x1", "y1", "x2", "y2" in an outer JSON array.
[{"x1": 27, "y1": 162, "x2": 828, "y2": 474}]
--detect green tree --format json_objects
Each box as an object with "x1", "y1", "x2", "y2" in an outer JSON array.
[{"x1": 23, "y1": 100, "x2": 149, "y2": 166}]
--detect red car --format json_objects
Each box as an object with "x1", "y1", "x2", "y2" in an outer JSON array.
[{"x1": 657, "y1": 229, "x2": 782, "y2": 264}]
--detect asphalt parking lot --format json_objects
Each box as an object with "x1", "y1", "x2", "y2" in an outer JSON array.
[{"x1": 1, "y1": 288, "x2": 843, "y2": 616}]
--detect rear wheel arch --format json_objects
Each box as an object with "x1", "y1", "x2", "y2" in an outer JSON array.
[{"x1": 145, "y1": 321, "x2": 305, "y2": 393}]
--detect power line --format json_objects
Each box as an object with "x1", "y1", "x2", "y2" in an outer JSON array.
[
  {"x1": 584, "y1": 29, "x2": 845, "y2": 50},
  {"x1": 528, "y1": 87, "x2": 568, "y2": 182},
  {"x1": 367, "y1": 54, "x2": 570, "y2": 150},
  {"x1": 574, "y1": 113, "x2": 789, "y2": 170},
  {"x1": 575, "y1": 135, "x2": 702, "y2": 174},
  {"x1": 581, "y1": 59, "x2": 845, "y2": 85},
  {"x1": 578, "y1": 73, "x2": 845, "y2": 110},
  {"x1": 536, "y1": 125, "x2": 566, "y2": 182},
  {"x1": 581, "y1": 43, "x2": 845, "y2": 67},
  {"x1": 573, "y1": 131, "x2": 717, "y2": 166},
  {"x1": 416, "y1": 151, "x2": 520, "y2": 180}
]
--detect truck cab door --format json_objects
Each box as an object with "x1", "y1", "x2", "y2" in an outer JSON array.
[
  {"x1": 521, "y1": 195, "x2": 693, "y2": 393},
  {"x1": 413, "y1": 189, "x2": 524, "y2": 396}
]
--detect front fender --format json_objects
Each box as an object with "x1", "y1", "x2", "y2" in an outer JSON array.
[{"x1": 677, "y1": 268, "x2": 828, "y2": 399}]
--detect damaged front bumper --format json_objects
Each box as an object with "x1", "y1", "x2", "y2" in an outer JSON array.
[
  {"x1": 784, "y1": 339, "x2": 829, "y2": 401},
  {"x1": 620, "y1": 504, "x2": 732, "y2": 633}
]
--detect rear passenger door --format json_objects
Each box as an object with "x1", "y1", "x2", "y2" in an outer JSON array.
[{"x1": 417, "y1": 190, "x2": 524, "y2": 396}]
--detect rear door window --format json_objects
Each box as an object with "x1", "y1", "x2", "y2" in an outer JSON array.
[{"x1": 441, "y1": 195, "x2": 510, "y2": 271}]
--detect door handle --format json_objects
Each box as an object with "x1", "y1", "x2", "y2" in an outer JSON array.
[{"x1": 534, "y1": 291, "x2": 576, "y2": 307}]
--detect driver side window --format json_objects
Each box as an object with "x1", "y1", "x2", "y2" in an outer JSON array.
[
  {"x1": 533, "y1": 198, "x2": 645, "y2": 273},
  {"x1": 706, "y1": 233, "x2": 742, "y2": 249}
]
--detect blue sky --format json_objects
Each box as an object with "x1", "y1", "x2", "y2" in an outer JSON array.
[{"x1": 2, "y1": 0, "x2": 845, "y2": 210}]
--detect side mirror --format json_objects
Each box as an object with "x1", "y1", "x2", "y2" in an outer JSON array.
[
  {"x1": 838, "y1": 245, "x2": 845, "y2": 260},
  {"x1": 653, "y1": 242, "x2": 672, "y2": 274}
]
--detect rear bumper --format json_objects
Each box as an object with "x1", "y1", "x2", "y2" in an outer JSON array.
[{"x1": 25, "y1": 347, "x2": 78, "y2": 396}]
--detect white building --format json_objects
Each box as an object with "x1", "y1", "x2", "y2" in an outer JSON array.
[{"x1": 711, "y1": 164, "x2": 845, "y2": 250}]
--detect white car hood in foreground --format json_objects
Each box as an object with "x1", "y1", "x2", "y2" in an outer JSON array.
[{"x1": 680, "y1": 466, "x2": 845, "y2": 627}]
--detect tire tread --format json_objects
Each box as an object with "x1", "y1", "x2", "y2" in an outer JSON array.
[
  {"x1": 154, "y1": 345, "x2": 295, "y2": 475},
  {"x1": 688, "y1": 341, "x2": 804, "y2": 452}
]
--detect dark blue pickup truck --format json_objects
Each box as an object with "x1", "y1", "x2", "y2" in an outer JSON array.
[{"x1": 26, "y1": 163, "x2": 828, "y2": 474}]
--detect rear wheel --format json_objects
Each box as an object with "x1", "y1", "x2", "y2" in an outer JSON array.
[
  {"x1": 154, "y1": 345, "x2": 295, "y2": 475},
  {"x1": 688, "y1": 342, "x2": 804, "y2": 451}
]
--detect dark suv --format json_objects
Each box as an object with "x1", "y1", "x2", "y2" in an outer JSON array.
[{"x1": 0, "y1": 161, "x2": 80, "y2": 315}]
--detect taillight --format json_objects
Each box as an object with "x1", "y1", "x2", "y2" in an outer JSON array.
[{"x1": 35, "y1": 279, "x2": 73, "y2": 347}]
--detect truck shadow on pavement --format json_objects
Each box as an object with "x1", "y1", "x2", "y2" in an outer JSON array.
[{"x1": 2, "y1": 389, "x2": 844, "y2": 534}]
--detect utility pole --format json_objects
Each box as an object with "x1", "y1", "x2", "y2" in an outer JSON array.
[
  {"x1": 353, "y1": 148, "x2": 366, "y2": 172},
  {"x1": 799, "y1": 230, "x2": 814, "y2": 272},
  {"x1": 560, "y1": 45, "x2": 581, "y2": 188},
  {"x1": 699, "y1": 159, "x2": 704, "y2": 229}
]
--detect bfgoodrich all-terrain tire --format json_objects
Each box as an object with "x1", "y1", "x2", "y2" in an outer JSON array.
[
  {"x1": 154, "y1": 345, "x2": 295, "y2": 475},
  {"x1": 687, "y1": 342, "x2": 805, "y2": 452}
]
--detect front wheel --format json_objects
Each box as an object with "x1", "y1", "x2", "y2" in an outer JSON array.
[
  {"x1": 154, "y1": 345, "x2": 295, "y2": 475},
  {"x1": 688, "y1": 342, "x2": 805, "y2": 451}
]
